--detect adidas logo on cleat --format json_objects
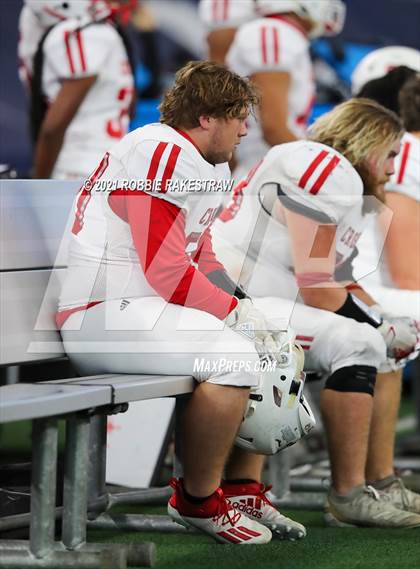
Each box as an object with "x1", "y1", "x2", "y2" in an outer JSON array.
[
  {"x1": 229, "y1": 500, "x2": 263, "y2": 519},
  {"x1": 120, "y1": 299, "x2": 130, "y2": 311}
]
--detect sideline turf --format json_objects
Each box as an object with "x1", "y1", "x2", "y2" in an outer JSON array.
[{"x1": 88, "y1": 505, "x2": 420, "y2": 569}]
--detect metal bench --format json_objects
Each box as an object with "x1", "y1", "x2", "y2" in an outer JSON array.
[{"x1": 0, "y1": 180, "x2": 197, "y2": 568}]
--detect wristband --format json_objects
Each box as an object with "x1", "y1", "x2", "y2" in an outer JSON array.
[
  {"x1": 207, "y1": 270, "x2": 250, "y2": 300},
  {"x1": 335, "y1": 293, "x2": 382, "y2": 328}
]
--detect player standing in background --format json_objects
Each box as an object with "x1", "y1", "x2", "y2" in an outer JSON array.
[
  {"x1": 198, "y1": 0, "x2": 257, "y2": 64},
  {"x1": 18, "y1": 1, "x2": 49, "y2": 92},
  {"x1": 216, "y1": 98, "x2": 420, "y2": 528},
  {"x1": 350, "y1": 47, "x2": 420, "y2": 318},
  {"x1": 58, "y1": 61, "x2": 311, "y2": 544},
  {"x1": 383, "y1": 75, "x2": 420, "y2": 294},
  {"x1": 20, "y1": 0, "x2": 136, "y2": 180},
  {"x1": 211, "y1": 1, "x2": 346, "y2": 267},
  {"x1": 226, "y1": 0, "x2": 346, "y2": 173}
]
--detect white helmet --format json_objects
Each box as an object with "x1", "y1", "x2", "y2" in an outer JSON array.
[
  {"x1": 255, "y1": 1, "x2": 346, "y2": 38},
  {"x1": 235, "y1": 343, "x2": 316, "y2": 455},
  {"x1": 24, "y1": 0, "x2": 131, "y2": 28},
  {"x1": 25, "y1": 1, "x2": 110, "y2": 27},
  {"x1": 351, "y1": 46, "x2": 420, "y2": 95}
]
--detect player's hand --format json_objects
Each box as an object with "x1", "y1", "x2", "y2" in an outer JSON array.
[
  {"x1": 226, "y1": 298, "x2": 290, "y2": 363},
  {"x1": 377, "y1": 314, "x2": 419, "y2": 361}
]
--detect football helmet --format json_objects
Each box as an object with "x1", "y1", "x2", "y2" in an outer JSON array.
[
  {"x1": 25, "y1": 0, "x2": 136, "y2": 28},
  {"x1": 235, "y1": 342, "x2": 316, "y2": 455},
  {"x1": 255, "y1": 0, "x2": 346, "y2": 38},
  {"x1": 351, "y1": 46, "x2": 420, "y2": 95}
]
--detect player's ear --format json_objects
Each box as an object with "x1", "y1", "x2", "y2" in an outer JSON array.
[{"x1": 198, "y1": 115, "x2": 213, "y2": 131}]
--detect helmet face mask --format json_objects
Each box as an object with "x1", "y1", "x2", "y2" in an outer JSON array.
[
  {"x1": 255, "y1": 0, "x2": 346, "y2": 39},
  {"x1": 235, "y1": 344, "x2": 316, "y2": 455}
]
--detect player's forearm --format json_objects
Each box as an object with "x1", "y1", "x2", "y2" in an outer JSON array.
[{"x1": 33, "y1": 129, "x2": 65, "y2": 178}]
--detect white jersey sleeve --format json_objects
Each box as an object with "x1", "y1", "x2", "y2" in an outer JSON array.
[
  {"x1": 227, "y1": 17, "x2": 309, "y2": 76},
  {"x1": 255, "y1": 142, "x2": 364, "y2": 224},
  {"x1": 386, "y1": 133, "x2": 420, "y2": 202},
  {"x1": 18, "y1": 5, "x2": 46, "y2": 90},
  {"x1": 198, "y1": 0, "x2": 256, "y2": 30},
  {"x1": 44, "y1": 21, "x2": 119, "y2": 79}
]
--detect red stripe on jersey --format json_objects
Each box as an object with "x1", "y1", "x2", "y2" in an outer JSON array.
[
  {"x1": 146, "y1": 142, "x2": 168, "y2": 181},
  {"x1": 298, "y1": 150, "x2": 329, "y2": 189},
  {"x1": 212, "y1": 0, "x2": 218, "y2": 21},
  {"x1": 64, "y1": 31, "x2": 75, "y2": 74},
  {"x1": 272, "y1": 27, "x2": 279, "y2": 64},
  {"x1": 301, "y1": 345, "x2": 310, "y2": 350},
  {"x1": 397, "y1": 141, "x2": 411, "y2": 184},
  {"x1": 296, "y1": 93, "x2": 316, "y2": 127},
  {"x1": 261, "y1": 27, "x2": 268, "y2": 64},
  {"x1": 161, "y1": 144, "x2": 182, "y2": 192},
  {"x1": 309, "y1": 155, "x2": 340, "y2": 195},
  {"x1": 76, "y1": 30, "x2": 87, "y2": 72},
  {"x1": 223, "y1": 0, "x2": 229, "y2": 20},
  {"x1": 217, "y1": 531, "x2": 241, "y2": 544},
  {"x1": 296, "y1": 335, "x2": 314, "y2": 342}
]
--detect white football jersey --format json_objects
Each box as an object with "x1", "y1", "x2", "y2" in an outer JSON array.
[
  {"x1": 386, "y1": 132, "x2": 420, "y2": 202},
  {"x1": 214, "y1": 141, "x2": 366, "y2": 298},
  {"x1": 41, "y1": 18, "x2": 134, "y2": 178},
  {"x1": 227, "y1": 15, "x2": 315, "y2": 170},
  {"x1": 354, "y1": 132, "x2": 420, "y2": 290},
  {"x1": 199, "y1": 0, "x2": 256, "y2": 30},
  {"x1": 59, "y1": 123, "x2": 232, "y2": 317},
  {"x1": 18, "y1": 4, "x2": 47, "y2": 91}
]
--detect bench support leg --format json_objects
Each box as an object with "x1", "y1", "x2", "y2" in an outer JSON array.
[
  {"x1": 30, "y1": 418, "x2": 58, "y2": 558},
  {"x1": 62, "y1": 415, "x2": 91, "y2": 549}
]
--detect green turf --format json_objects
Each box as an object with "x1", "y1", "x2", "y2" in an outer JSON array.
[{"x1": 88, "y1": 505, "x2": 420, "y2": 569}]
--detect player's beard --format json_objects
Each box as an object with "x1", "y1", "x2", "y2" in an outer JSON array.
[
  {"x1": 204, "y1": 147, "x2": 233, "y2": 165},
  {"x1": 355, "y1": 162, "x2": 386, "y2": 215}
]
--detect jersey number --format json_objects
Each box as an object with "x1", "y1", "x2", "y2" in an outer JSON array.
[
  {"x1": 106, "y1": 87, "x2": 134, "y2": 139},
  {"x1": 72, "y1": 152, "x2": 109, "y2": 235}
]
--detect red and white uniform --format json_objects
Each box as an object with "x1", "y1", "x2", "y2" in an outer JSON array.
[
  {"x1": 59, "y1": 124, "x2": 261, "y2": 386},
  {"x1": 387, "y1": 132, "x2": 420, "y2": 203},
  {"x1": 214, "y1": 141, "x2": 387, "y2": 375},
  {"x1": 354, "y1": 132, "x2": 420, "y2": 319},
  {"x1": 227, "y1": 15, "x2": 315, "y2": 171},
  {"x1": 41, "y1": 18, "x2": 134, "y2": 179},
  {"x1": 199, "y1": 0, "x2": 256, "y2": 30},
  {"x1": 18, "y1": 4, "x2": 47, "y2": 92}
]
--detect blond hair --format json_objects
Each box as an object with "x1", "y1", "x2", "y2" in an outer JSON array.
[
  {"x1": 308, "y1": 98, "x2": 403, "y2": 172},
  {"x1": 159, "y1": 60, "x2": 259, "y2": 129}
]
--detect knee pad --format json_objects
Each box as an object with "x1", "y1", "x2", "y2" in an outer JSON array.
[{"x1": 324, "y1": 365, "x2": 377, "y2": 396}]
